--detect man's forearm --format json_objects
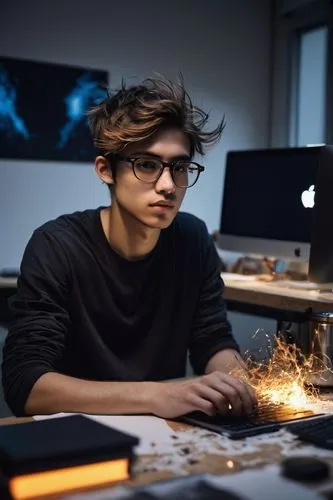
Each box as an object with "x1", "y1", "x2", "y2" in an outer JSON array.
[
  {"x1": 24, "y1": 372, "x2": 159, "y2": 416},
  {"x1": 204, "y1": 349, "x2": 247, "y2": 376}
]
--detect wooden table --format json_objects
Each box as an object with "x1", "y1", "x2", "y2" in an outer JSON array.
[{"x1": 222, "y1": 275, "x2": 333, "y2": 323}]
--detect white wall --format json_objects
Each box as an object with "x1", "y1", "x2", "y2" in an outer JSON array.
[{"x1": 0, "y1": 0, "x2": 271, "y2": 269}]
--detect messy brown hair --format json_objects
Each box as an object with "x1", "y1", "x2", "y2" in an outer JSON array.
[{"x1": 88, "y1": 76, "x2": 225, "y2": 159}]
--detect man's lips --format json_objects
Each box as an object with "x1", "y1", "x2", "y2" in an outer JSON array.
[{"x1": 150, "y1": 201, "x2": 175, "y2": 208}]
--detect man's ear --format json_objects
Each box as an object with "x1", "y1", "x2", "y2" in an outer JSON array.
[{"x1": 95, "y1": 156, "x2": 114, "y2": 185}]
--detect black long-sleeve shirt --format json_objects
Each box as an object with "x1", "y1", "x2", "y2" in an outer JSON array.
[{"x1": 2, "y1": 208, "x2": 239, "y2": 416}]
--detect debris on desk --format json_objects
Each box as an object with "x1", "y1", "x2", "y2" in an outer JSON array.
[
  {"x1": 200, "y1": 432, "x2": 218, "y2": 439},
  {"x1": 145, "y1": 414, "x2": 333, "y2": 476},
  {"x1": 187, "y1": 457, "x2": 200, "y2": 465}
]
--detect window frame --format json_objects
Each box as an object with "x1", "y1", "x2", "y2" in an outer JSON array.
[{"x1": 270, "y1": 0, "x2": 332, "y2": 147}]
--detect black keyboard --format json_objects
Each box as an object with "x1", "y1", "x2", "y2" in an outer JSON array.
[
  {"x1": 289, "y1": 414, "x2": 333, "y2": 449},
  {"x1": 180, "y1": 401, "x2": 320, "y2": 439}
]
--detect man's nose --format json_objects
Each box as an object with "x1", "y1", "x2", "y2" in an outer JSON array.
[{"x1": 155, "y1": 167, "x2": 176, "y2": 193}]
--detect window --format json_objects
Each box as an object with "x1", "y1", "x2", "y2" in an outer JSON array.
[{"x1": 293, "y1": 25, "x2": 328, "y2": 146}]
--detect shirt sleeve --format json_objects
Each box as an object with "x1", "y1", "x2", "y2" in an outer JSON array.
[
  {"x1": 188, "y1": 227, "x2": 240, "y2": 375},
  {"x1": 1, "y1": 229, "x2": 71, "y2": 416}
]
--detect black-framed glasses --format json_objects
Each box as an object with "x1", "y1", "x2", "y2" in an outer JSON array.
[{"x1": 105, "y1": 153, "x2": 205, "y2": 189}]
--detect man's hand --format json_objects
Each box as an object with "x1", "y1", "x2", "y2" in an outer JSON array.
[{"x1": 150, "y1": 371, "x2": 257, "y2": 419}]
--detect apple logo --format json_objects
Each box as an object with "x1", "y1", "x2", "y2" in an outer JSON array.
[{"x1": 301, "y1": 185, "x2": 315, "y2": 208}]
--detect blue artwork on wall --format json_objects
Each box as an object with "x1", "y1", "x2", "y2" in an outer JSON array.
[{"x1": 0, "y1": 57, "x2": 108, "y2": 162}]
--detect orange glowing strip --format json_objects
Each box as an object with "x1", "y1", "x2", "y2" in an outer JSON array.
[{"x1": 9, "y1": 458, "x2": 129, "y2": 500}]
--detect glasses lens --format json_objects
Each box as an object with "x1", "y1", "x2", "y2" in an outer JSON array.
[
  {"x1": 173, "y1": 162, "x2": 200, "y2": 188},
  {"x1": 133, "y1": 158, "x2": 162, "y2": 182}
]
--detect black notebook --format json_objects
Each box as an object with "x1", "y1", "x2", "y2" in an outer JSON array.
[{"x1": 0, "y1": 415, "x2": 139, "y2": 499}]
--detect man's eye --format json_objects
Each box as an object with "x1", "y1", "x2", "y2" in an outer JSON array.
[
  {"x1": 174, "y1": 163, "x2": 193, "y2": 173},
  {"x1": 136, "y1": 160, "x2": 160, "y2": 171}
]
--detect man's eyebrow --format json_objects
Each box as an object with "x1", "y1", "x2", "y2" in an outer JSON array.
[{"x1": 129, "y1": 151, "x2": 191, "y2": 161}]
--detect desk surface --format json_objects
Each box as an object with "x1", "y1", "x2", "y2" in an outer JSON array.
[
  {"x1": 0, "y1": 276, "x2": 17, "y2": 288},
  {"x1": 222, "y1": 275, "x2": 333, "y2": 314},
  {"x1": 2, "y1": 397, "x2": 333, "y2": 495}
]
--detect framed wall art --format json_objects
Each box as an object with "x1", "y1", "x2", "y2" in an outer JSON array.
[{"x1": 0, "y1": 57, "x2": 108, "y2": 162}]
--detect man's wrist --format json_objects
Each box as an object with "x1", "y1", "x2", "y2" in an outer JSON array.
[
  {"x1": 204, "y1": 348, "x2": 245, "y2": 375},
  {"x1": 141, "y1": 381, "x2": 163, "y2": 414}
]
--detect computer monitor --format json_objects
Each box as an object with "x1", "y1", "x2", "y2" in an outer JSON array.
[{"x1": 217, "y1": 146, "x2": 323, "y2": 262}]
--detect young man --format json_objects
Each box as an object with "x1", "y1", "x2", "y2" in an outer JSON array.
[{"x1": 2, "y1": 77, "x2": 257, "y2": 417}]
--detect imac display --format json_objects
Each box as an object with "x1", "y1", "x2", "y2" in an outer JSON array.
[{"x1": 217, "y1": 147, "x2": 323, "y2": 261}]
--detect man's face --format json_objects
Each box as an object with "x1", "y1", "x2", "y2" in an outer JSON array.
[{"x1": 111, "y1": 128, "x2": 190, "y2": 230}]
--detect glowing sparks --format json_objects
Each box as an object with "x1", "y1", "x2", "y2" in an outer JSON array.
[
  {"x1": 260, "y1": 381, "x2": 309, "y2": 408},
  {"x1": 232, "y1": 329, "x2": 332, "y2": 409}
]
